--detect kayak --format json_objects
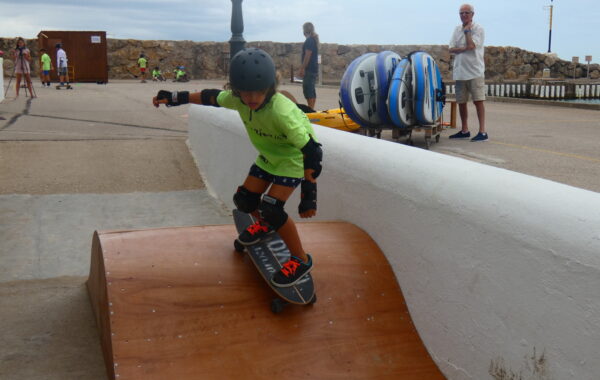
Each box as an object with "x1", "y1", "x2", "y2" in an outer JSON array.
[{"x1": 307, "y1": 108, "x2": 360, "y2": 132}]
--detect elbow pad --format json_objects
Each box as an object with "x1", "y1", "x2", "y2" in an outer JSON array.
[
  {"x1": 201, "y1": 89, "x2": 222, "y2": 107},
  {"x1": 301, "y1": 137, "x2": 323, "y2": 178}
]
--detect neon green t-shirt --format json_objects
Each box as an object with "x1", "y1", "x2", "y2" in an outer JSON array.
[
  {"x1": 138, "y1": 57, "x2": 147, "y2": 68},
  {"x1": 41, "y1": 53, "x2": 51, "y2": 71},
  {"x1": 217, "y1": 91, "x2": 317, "y2": 178},
  {"x1": 176, "y1": 69, "x2": 185, "y2": 79},
  {"x1": 152, "y1": 69, "x2": 161, "y2": 77}
]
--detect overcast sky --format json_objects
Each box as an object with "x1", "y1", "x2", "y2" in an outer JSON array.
[{"x1": 0, "y1": 0, "x2": 598, "y2": 64}]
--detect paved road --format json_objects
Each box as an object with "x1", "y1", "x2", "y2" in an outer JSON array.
[
  {"x1": 0, "y1": 80, "x2": 231, "y2": 380},
  {"x1": 0, "y1": 79, "x2": 598, "y2": 379}
]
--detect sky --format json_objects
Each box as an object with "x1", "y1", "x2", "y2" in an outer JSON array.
[{"x1": 0, "y1": 0, "x2": 598, "y2": 64}]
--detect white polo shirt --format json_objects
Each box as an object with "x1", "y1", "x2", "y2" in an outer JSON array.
[{"x1": 449, "y1": 22, "x2": 485, "y2": 80}]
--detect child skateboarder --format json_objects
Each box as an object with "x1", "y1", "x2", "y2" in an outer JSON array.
[
  {"x1": 152, "y1": 48, "x2": 322, "y2": 287},
  {"x1": 55, "y1": 43, "x2": 72, "y2": 89},
  {"x1": 152, "y1": 66, "x2": 165, "y2": 81},
  {"x1": 40, "y1": 48, "x2": 53, "y2": 87},
  {"x1": 138, "y1": 53, "x2": 148, "y2": 83},
  {"x1": 174, "y1": 66, "x2": 188, "y2": 82}
]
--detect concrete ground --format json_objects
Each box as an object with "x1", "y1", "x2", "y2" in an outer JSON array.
[{"x1": 1, "y1": 79, "x2": 599, "y2": 380}]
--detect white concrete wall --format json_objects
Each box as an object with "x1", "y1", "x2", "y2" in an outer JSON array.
[{"x1": 188, "y1": 105, "x2": 600, "y2": 380}]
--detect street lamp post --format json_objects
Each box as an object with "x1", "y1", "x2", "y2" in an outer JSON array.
[
  {"x1": 229, "y1": 0, "x2": 246, "y2": 60},
  {"x1": 547, "y1": 0, "x2": 554, "y2": 53}
]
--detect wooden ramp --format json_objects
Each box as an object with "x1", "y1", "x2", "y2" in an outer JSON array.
[{"x1": 87, "y1": 222, "x2": 444, "y2": 380}]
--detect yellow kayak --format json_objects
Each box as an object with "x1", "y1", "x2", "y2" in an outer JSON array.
[{"x1": 307, "y1": 108, "x2": 360, "y2": 132}]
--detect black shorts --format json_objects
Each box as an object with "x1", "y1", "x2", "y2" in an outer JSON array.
[
  {"x1": 302, "y1": 71, "x2": 317, "y2": 99},
  {"x1": 248, "y1": 164, "x2": 302, "y2": 188}
]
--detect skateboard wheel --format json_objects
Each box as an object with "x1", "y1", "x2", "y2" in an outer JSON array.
[
  {"x1": 233, "y1": 240, "x2": 245, "y2": 253},
  {"x1": 270, "y1": 298, "x2": 286, "y2": 314}
]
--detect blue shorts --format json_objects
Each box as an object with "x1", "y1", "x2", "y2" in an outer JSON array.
[
  {"x1": 43, "y1": 70, "x2": 50, "y2": 75},
  {"x1": 248, "y1": 164, "x2": 302, "y2": 188}
]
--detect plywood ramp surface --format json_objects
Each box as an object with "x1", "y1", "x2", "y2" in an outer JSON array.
[{"x1": 87, "y1": 222, "x2": 444, "y2": 379}]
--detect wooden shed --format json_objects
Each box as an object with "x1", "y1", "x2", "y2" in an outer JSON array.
[{"x1": 37, "y1": 31, "x2": 108, "y2": 83}]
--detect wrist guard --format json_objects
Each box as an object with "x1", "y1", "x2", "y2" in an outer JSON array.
[
  {"x1": 157, "y1": 90, "x2": 189, "y2": 107},
  {"x1": 298, "y1": 180, "x2": 317, "y2": 214},
  {"x1": 301, "y1": 137, "x2": 323, "y2": 178}
]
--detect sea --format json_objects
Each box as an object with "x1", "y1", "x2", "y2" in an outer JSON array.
[{"x1": 556, "y1": 98, "x2": 600, "y2": 104}]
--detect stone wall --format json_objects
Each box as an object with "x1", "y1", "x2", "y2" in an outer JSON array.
[
  {"x1": 105, "y1": 39, "x2": 600, "y2": 82},
  {"x1": 1, "y1": 37, "x2": 599, "y2": 82}
]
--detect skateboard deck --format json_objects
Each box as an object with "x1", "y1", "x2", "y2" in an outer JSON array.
[
  {"x1": 233, "y1": 210, "x2": 315, "y2": 312},
  {"x1": 56, "y1": 85, "x2": 73, "y2": 90}
]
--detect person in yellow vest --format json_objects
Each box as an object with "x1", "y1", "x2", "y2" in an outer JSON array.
[
  {"x1": 174, "y1": 66, "x2": 189, "y2": 82},
  {"x1": 137, "y1": 53, "x2": 148, "y2": 83},
  {"x1": 152, "y1": 66, "x2": 165, "y2": 81},
  {"x1": 153, "y1": 48, "x2": 323, "y2": 286},
  {"x1": 40, "y1": 48, "x2": 53, "y2": 87}
]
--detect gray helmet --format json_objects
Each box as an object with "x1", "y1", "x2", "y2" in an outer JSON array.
[{"x1": 229, "y1": 48, "x2": 275, "y2": 91}]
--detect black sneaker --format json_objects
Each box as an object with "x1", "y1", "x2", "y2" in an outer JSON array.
[
  {"x1": 470, "y1": 132, "x2": 489, "y2": 142},
  {"x1": 237, "y1": 219, "x2": 273, "y2": 246},
  {"x1": 271, "y1": 254, "x2": 313, "y2": 287},
  {"x1": 449, "y1": 130, "x2": 470, "y2": 139}
]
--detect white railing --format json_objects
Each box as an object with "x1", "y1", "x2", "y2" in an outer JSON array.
[{"x1": 446, "y1": 82, "x2": 600, "y2": 99}]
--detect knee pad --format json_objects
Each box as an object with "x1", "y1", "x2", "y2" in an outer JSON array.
[
  {"x1": 259, "y1": 195, "x2": 288, "y2": 230},
  {"x1": 233, "y1": 186, "x2": 261, "y2": 213}
]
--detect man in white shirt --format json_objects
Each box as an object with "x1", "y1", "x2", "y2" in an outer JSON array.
[
  {"x1": 55, "y1": 43, "x2": 71, "y2": 89},
  {"x1": 448, "y1": 3, "x2": 488, "y2": 142}
]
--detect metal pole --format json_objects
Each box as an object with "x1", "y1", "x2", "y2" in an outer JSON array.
[
  {"x1": 586, "y1": 56, "x2": 592, "y2": 79},
  {"x1": 229, "y1": 0, "x2": 246, "y2": 60},
  {"x1": 547, "y1": 0, "x2": 553, "y2": 53}
]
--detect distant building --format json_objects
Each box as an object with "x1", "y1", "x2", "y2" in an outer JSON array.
[{"x1": 38, "y1": 31, "x2": 108, "y2": 83}]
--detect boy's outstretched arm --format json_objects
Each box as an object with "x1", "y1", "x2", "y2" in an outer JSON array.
[{"x1": 152, "y1": 89, "x2": 222, "y2": 108}]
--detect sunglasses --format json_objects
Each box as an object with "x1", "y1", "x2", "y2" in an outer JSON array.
[{"x1": 459, "y1": 11, "x2": 472, "y2": 15}]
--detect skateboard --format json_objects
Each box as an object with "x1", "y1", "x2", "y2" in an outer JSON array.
[
  {"x1": 56, "y1": 85, "x2": 73, "y2": 90},
  {"x1": 233, "y1": 209, "x2": 316, "y2": 313}
]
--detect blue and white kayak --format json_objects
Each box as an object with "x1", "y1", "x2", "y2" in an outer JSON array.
[
  {"x1": 339, "y1": 53, "x2": 381, "y2": 128},
  {"x1": 375, "y1": 51, "x2": 402, "y2": 125},
  {"x1": 387, "y1": 58, "x2": 414, "y2": 128},
  {"x1": 411, "y1": 51, "x2": 444, "y2": 125}
]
